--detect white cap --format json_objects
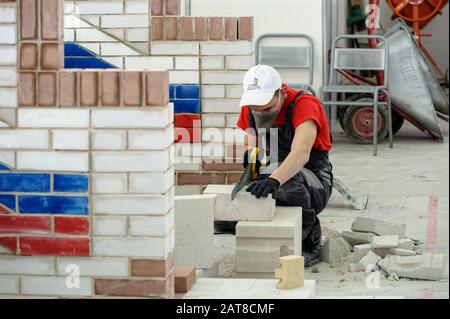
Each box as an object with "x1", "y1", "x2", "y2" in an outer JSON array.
[{"x1": 239, "y1": 65, "x2": 282, "y2": 107}]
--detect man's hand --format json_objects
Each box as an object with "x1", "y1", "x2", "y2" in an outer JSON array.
[{"x1": 246, "y1": 177, "x2": 280, "y2": 199}]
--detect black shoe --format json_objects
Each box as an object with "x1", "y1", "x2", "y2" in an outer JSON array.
[
  {"x1": 303, "y1": 245, "x2": 321, "y2": 267},
  {"x1": 214, "y1": 221, "x2": 238, "y2": 235}
]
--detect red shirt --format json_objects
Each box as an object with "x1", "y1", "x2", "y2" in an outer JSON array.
[{"x1": 237, "y1": 85, "x2": 332, "y2": 151}]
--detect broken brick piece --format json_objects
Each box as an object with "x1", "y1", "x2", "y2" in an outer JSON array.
[
  {"x1": 174, "y1": 265, "x2": 196, "y2": 294},
  {"x1": 275, "y1": 255, "x2": 304, "y2": 289}
]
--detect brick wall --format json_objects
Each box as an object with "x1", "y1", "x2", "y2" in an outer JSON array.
[{"x1": 0, "y1": 0, "x2": 175, "y2": 298}]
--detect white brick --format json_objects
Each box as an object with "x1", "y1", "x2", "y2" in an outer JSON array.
[
  {"x1": 100, "y1": 42, "x2": 140, "y2": 56},
  {"x1": 126, "y1": 0, "x2": 149, "y2": 13},
  {"x1": 0, "y1": 256, "x2": 54, "y2": 275},
  {"x1": 202, "y1": 71, "x2": 245, "y2": 85},
  {"x1": 93, "y1": 193, "x2": 171, "y2": 215},
  {"x1": 129, "y1": 209, "x2": 174, "y2": 236},
  {"x1": 93, "y1": 237, "x2": 170, "y2": 258},
  {"x1": 103, "y1": 56, "x2": 124, "y2": 68},
  {"x1": 170, "y1": 71, "x2": 199, "y2": 84},
  {"x1": 64, "y1": 28, "x2": 75, "y2": 42},
  {"x1": 0, "y1": 276, "x2": 18, "y2": 294},
  {"x1": 151, "y1": 41, "x2": 199, "y2": 55},
  {"x1": 93, "y1": 216, "x2": 127, "y2": 236},
  {"x1": 125, "y1": 56, "x2": 173, "y2": 70},
  {"x1": 104, "y1": 28, "x2": 125, "y2": 39},
  {"x1": 202, "y1": 114, "x2": 226, "y2": 128},
  {"x1": 202, "y1": 85, "x2": 225, "y2": 98},
  {"x1": 0, "y1": 130, "x2": 49, "y2": 149},
  {"x1": 175, "y1": 143, "x2": 202, "y2": 157},
  {"x1": 17, "y1": 151, "x2": 88, "y2": 172},
  {"x1": 0, "y1": 151, "x2": 14, "y2": 168},
  {"x1": 226, "y1": 114, "x2": 239, "y2": 128},
  {"x1": 75, "y1": 1, "x2": 123, "y2": 14},
  {"x1": 175, "y1": 185, "x2": 201, "y2": 195},
  {"x1": 101, "y1": 14, "x2": 148, "y2": 28},
  {"x1": 0, "y1": 25, "x2": 16, "y2": 44},
  {"x1": 92, "y1": 151, "x2": 170, "y2": 172},
  {"x1": 201, "y1": 56, "x2": 224, "y2": 69},
  {"x1": 0, "y1": 88, "x2": 17, "y2": 107},
  {"x1": 128, "y1": 127, "x2": 172, "y2": 150},
  {"x1": 19, "y1": 109, "x2": 90, "y2": 128},
  {"x1": 225, "y1": 55, "x2": 254, "y2": 70},
  {"x1": 92, "y1": 173, "x2": 127, "y2": 194},
  {"x1": 53, "y1": 130, "x2": 89, "y2": 150},
  {"x1": 202, "y1": 99, "x2": 240, "y2": 113},
  {"x1": 91, "y1": 108, "x2": 170, "y2": 128},
  {"x1": 0, "y1": 46, "x2": 17, "y2": 65},
  {"x1": 57, "y1": 257, "x2": 128, "y2": 276},
  {"x1": 201, "y1": 41, "x2": 253, "y2": 56},
  {"x1": 174, "y1": 160, "x2": 202, "y2": 172},
  {"x1": 129, "y1": 167, "x2": 174, "y2": 193},
  {"x1": 92, "y1": 130, "x2": 126, "y2": 150},
  {"x1": 0, "y1": 67, "x2": 16, "y2": 86},
  {"x1": 76, "y1": 28, "x2": 115, "y2": 42},
  {"x1": 64, "y1": 1, "x2": 75, "y2": 14},
  {"x1": 82, "y1": 15, "x2": 101, "y2": 26},
  {"x1": 64, "y1": 15, "x2": 91, "y2": 28},
  {"x1": 21, "y1": 276, "x2": 92, "y2": 296},
  {"x1": 126, "y1": 28, "x2": 149, "y2": 42},
  {"x1": 175, "y1": 57, "x2": 199, "y2": 70},
  {"x1": 226, "y1": 85, "x2": 244, "y2": 98},
  {"x1": 77, "y1": 42, "x2": 100, "y2": 54},
  {"x1": 224, "y1": 128, "x2": 245, "y2": 143},
  {"x1": 0, "y1": 6, "x2": 16, "y2": 23}
]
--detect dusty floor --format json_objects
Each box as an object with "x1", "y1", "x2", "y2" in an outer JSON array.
[{"x1": 202, "y1": 118, "x2": 450, "y2": 299}]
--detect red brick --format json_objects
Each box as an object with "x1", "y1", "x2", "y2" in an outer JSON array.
[
  {"x1": 238, "y1": 17, "x2": 254, "y2": 40},
  {"x1": 165, "y1": 0, "x2": 180, "y2": 15},
  {"x1": 177, "y1": 173, "x2": 226, "y2": 185},
  {"x1": 227, "y1": 172, "x2": 242, "y2": 184},
  {"x1": 19, "y1": 72, "x2": 36, "y2": 106},
  {"x1": 54, "y1": 217, "x2": 89, "y2": 235},
  {"x1": 101, "y1": 71, "x2": 121, "y2": 106},
  {"x1": 80, "y1": 71, "x2": 98, "y2": 106},
  {"x1": 131, "y1": 252, "x2": 174, "y2": 277},
  {"x1": 151, "y1": 17, "x2": 163, "y2": 41},
  {"x1": 19, "y1": 43, "x2": 37, "y2": 70},
  {"x1": 179, "y1": 17, "x2": 194, "y2": 41},
  {"x1": 41, "y1": 0, "x2": 61, "y2": 40},
  {"x1": 145, "y1": 71, "x2": 169, "y2": 106},
  {"x1": 165, "y1": 17, "x2": 178, "y2": 40},
  {"x1": 209, "y1": 17, "x2": 224, "y2": 40},
  {"x1": 225, "y1": 17, "x2": 238, "y2": 41},
  {"x1": 19, "y1": 237, "x2": 89, "y2": 256},
  {"x1": 20, "y1": 0, "x2": 37, "y2": 40},
  {"x1": 95, "y1": 277, "x2": 172, "y2": 297},
  {"x1": 151, "y1": 0, "x2": 163, "y2": 16},
  {"x1": 0, "y1": 215, "x2": 51, "y2": 234},
  {"x1": 38, "y1": 72, "x2": 57, "y2": 106},
  {"x1": 59, "y1": 70, "x2": 77, "y2": 107},
  {"x1": 0, "y1": 237, "x2": 17, "y2": 254},
  {"x1": 174, "y1": 266, "x2": 196, "y2": 293},
  {"x1": 174, "y1": 127, "x2": 200, "y2": 143},
  {"x1": 40, "y1": 43, "x2": 61, "y2": 70},
  {"x1": 203, "y1": 162, "x2": 244, "y2": 172},
  {"x1": 194, "y1": 17, "x2": 207, "y2": 41},
  {"x1": 123, "y1": 71, "x2": 143, "y2": 106},
  {"x1": 174, "y1": 114, "x2": 201, "y2": 128}
]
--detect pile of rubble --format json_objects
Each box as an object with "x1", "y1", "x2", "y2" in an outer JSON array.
[{"x1": 320, "y1": 217, "x2": 447, "y2": 281}]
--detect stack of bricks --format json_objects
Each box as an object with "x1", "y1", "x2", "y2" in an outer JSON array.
[{"x1": 0, "y1": 0, "x2": 175, "y2": 298}]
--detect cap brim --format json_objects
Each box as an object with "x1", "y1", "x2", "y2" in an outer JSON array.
[{"x1": 239, "y1": 90, "x2": 275, "y2": 107}]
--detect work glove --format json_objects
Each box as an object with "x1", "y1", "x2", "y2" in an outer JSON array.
[
  {"x1": 246, "y1": 177, "x2": 280, "y2": 199},
  {"x1": 243, "y1": 148, "x2": 261, "y2": 171}
]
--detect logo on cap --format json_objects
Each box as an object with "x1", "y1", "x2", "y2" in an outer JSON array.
[{"x1": 247, "y1": 78, "x2": 261, "y2": 91}]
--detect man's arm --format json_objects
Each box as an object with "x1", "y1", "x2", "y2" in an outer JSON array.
[{"x1": 270, "y1": 119, "x2": 317, "y2": 185}]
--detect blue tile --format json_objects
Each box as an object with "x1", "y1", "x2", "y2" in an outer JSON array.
[
  {"x1": 169, "y1": 85, "x2": 175, "y2": 99},
  {"x1": 0, "y1": 174, "x2": 50, "y2": 192},
  {"x1": 19, "y1": 196, "x2": 89, "y2": 215},
  {"x1": 0, "y1": 163, "x2": 11, "y2": 171},
  {"x1": 64, "y1": 58, "x2": 75, "y2": 68},
  {"x1": 171, "y1": 99, "x2": 200, "y2": 113},
  {"x1": 65, "y1": 57, "x2": 117, "y2": 69},
  {"x1": 64, "y1": 43, "x2": 96, "y2": 57},
  {"x1": 54, "y1": 174, "x2": 88, "y2": 193},
  {"x1": 0, "y1": 195, "x2": 16, "y2": 212},
  {"x1": 176, "y1": 85, "x2": 200, "y2": 99}
]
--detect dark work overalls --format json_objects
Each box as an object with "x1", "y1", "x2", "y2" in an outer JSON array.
[{"x1": 249, "y1": 92, "x2": 334, "y2": 252}]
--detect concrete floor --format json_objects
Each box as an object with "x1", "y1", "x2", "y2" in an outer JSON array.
[{"x1": 204, "y1": 118, "x2": 449, "y2": 299}]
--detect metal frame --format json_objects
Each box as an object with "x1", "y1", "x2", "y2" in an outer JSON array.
[
  {"x1": 255, "y1": 33, "x2": 315, "y2": 95},
  {"x1": 319, "y1": 34, "x2": 394, "y2": 156}
]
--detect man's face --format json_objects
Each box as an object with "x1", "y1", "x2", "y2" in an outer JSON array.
[{"x1": 250, "y1": 91, "x2": 283, "y2": 114}]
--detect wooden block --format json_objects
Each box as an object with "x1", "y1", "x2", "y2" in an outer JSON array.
[
  {"x1": 275, "y1": 255, "x2": 304, "y2": 289},
  {"x1": 174, "y1": 266, "x2": 196, "y2": 294}
]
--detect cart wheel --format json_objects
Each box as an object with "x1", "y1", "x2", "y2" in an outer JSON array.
[
  {"x1": 392, "y1": 111, "x2": 405, "y2": 134},
  {"x1": 337, "y1": 94, "x2": 372, "y2": 132},
  {"x1": 342, "y1": 96, "x2": 389, "y2": 144}
]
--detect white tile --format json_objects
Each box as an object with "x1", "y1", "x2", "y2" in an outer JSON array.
[
  {"x1": 225, "y1": 55, "x2": 254, "y2": 70},
  {"x1": 53, "y1": 130, "x2": 89, "y2": 150},
  {"x1": 102, "y1": 56, "x2": 124, "y2": 68},
  {"x1": 201, "y1": 71, "x2": 245, "y2": 85},
  {"x1": 151, "y1": 41, "x2": 199, "y2": 56},
  {"x1": 126, "y1": 28, "x2": 149, "y2": 42},
  {"x1": 57, "y1": 257, "x2": 129, "y2": 276},
  {"x1": 129, "y1": 167, "x2": 174, "y2": 193},
  {"x1": 0, "y1": 6, "x2": 16, "y2": 23},
  {"x1": 92, "y1": 151, "x2": 170, "y2": 172},
  {"x1": 17, "y1": 151, "x2": 89, "y2": 172},
  {"x1": 170, "y1": 71, "x2": 199, "y2": 84},
  {"x1": 226, "y1": 85, "x2": 244, "y2": 98},
  {"x1": 201, "y1": 56, "x2": 225, "y2": 70},
  {"x1": 0, "y1": 88, "x2": 17, "y2": 108},
  {"x1": 0, "y1": 46, "x2": 17, "y2": 66},
  {"x1": 0, "y1": 151, "x2": 14, "y2": 168},
  {"x1": 91, "y1": 173, "x2": 128, "y2": 194},
  {"x1": 0, "y1": 67, "x2": 17, "y2": 86},
  {"x1": 100, "y1": 42, "x2": 140, "y2": 56},
  {"x1": 64, "y1": 28, "x2": 75, "y2": 42},
  {"x1": 200, "y1": 41, "x2": 253, "y2": 56},
  {"x1": 0, "y1": 276, "x2": 18, "y2": 294},
  {"x1": 93, "y1": 216, "x2": 127, "y2": 236},
  {"x1": 129, "y1": 209, "x2": 174, "y2": 236},
  {"x1": 92, "y1": 193, "x2": 171, "y2": 215},
  {"x1": 18, "y1": 109, "x2": 90, "y2": 128},
  {"x1": 21, "y1": 276, "x2": 92, "y2": 296},
  {"x1": 101, "y1": 14, "x2": 149, "y2": 28},
  {"x1": 91, "y1": 130, "x2": 126, "y2": 150},
  {"x1": 202, "y1": 114, "x2": 226, "y2": 128},
  {"x1": 175, "y1": 57, "x2": 199, "y2": 70},
  {"x1": 202, "y1": 99, "x2": 240, "y2": 113},
  {"x1": 64, "y1": 15, "x2": 91, "y2": 28},
  {"x1": 0, "y1": 25, "x2": 16, "y2": 44},
  {"x1": 93, "y1": 237, "x2": 170, "y2": 258},
  {"x1": 75, "y1": 1, "x2": 123, "y2": 14},
  {"x1": 0, "y1": 130, "x2": 49, "y2": 149},
  {"x1": 125, "y1": 56, "x2": 173, "y2": 69},
  {"x1": 202, "y1": 85, "x2": 225, "y2": 99},
  {"x1": 125, "y1": 0, "x2": 149, "y2": 13},
  {"x1": 91, "y1": 108, "x2": 170, "y2": 128},
  {"x1": 76, "y1": 42, "x2": 100, "y2": 55},
  {"x1": 0, "y1": 256, "x2": 55, "y2": 275},
  {"x1": 76, "y1": 28, "x2": 115, "y2": 42},
  {"x1": 128, "y1": 127, "x2": 172, "y2": 150}
]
